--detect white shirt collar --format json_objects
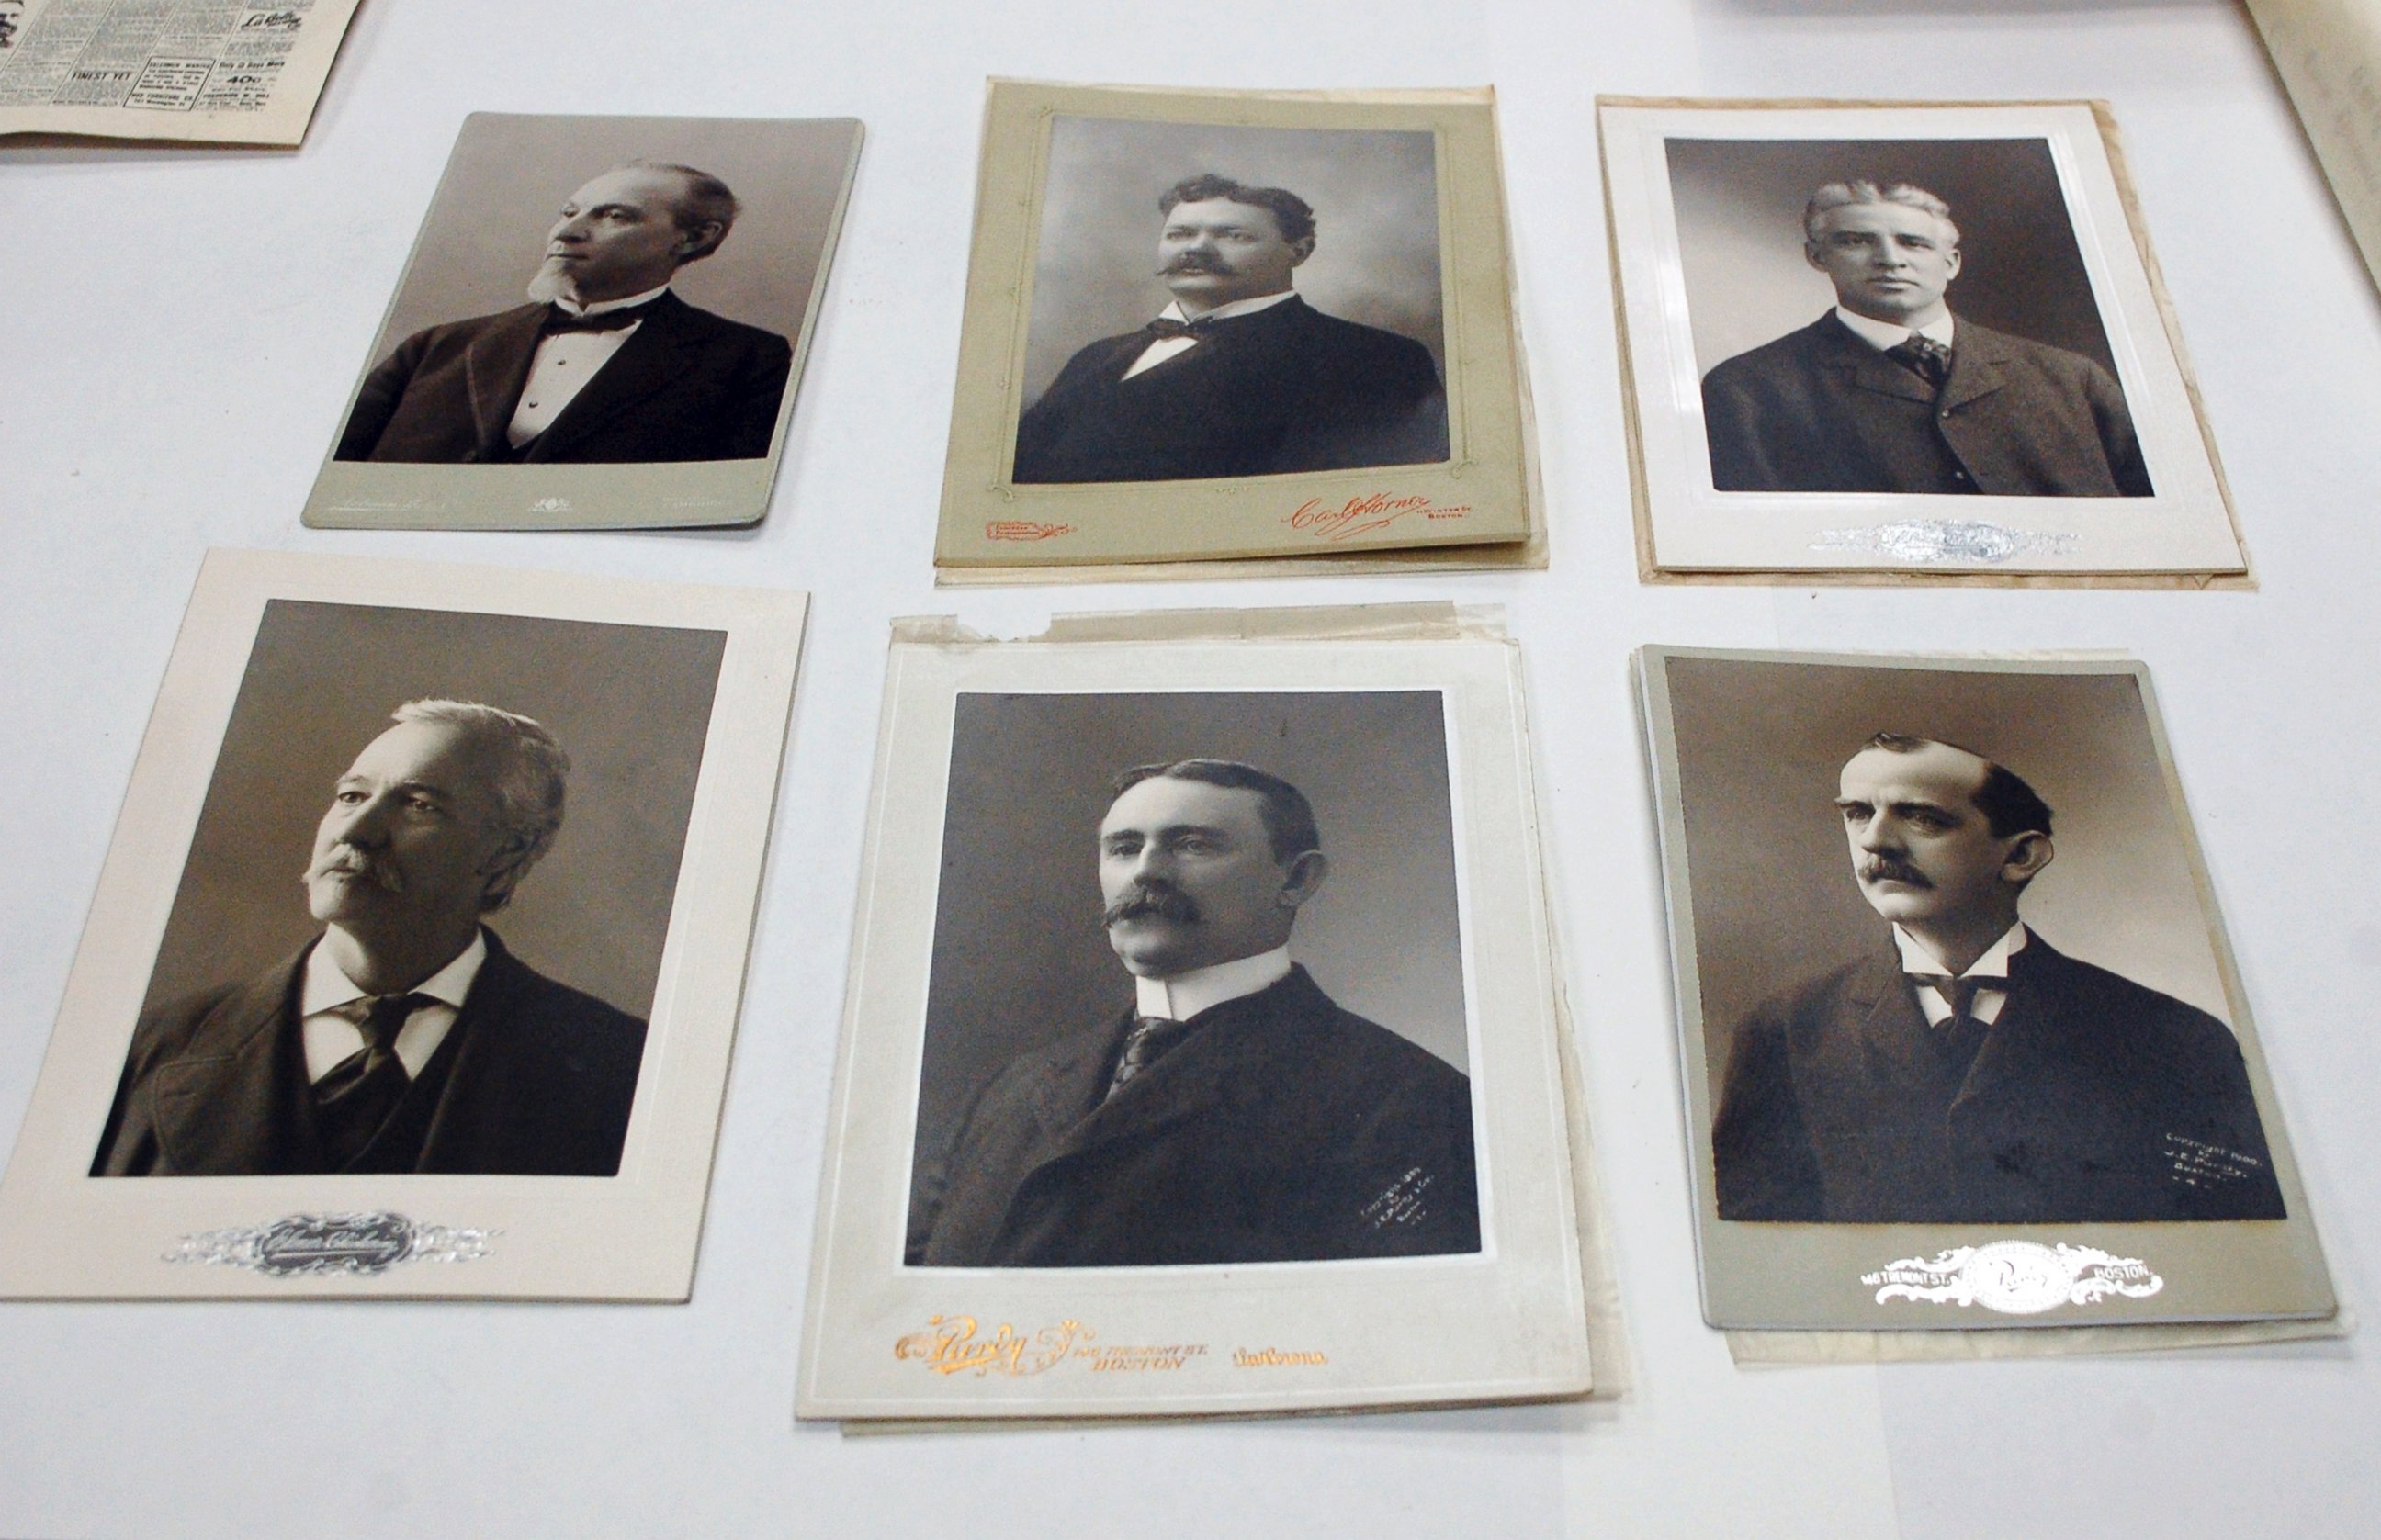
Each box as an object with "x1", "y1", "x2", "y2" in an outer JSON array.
[
  {"x1": 550, "y1": 282, "x2": 671, "y2": 320},
  {"x1": 1834, "y1": 305, "x2": 1956, "y2": 354},
  {"x1": 302, "y1": 928, "x2": 488, "y2": 1016},
  {"x1": 1134, "y1": 946, "x2": 1292, "y2": 1021},
  {"x1": 1893, "y1": 920, "x2": 2027, "y2": 981},
  {"x1": 1157, "y1": 288, "x2": 1299, "y2": 326}
]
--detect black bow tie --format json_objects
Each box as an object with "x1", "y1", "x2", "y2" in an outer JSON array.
[
  {"x1": 544, "y1": 303, "x2": 653, "y2": 334},
  {"x1": 1144, "y1": 315, "x2": 1217, "y2": 341}
]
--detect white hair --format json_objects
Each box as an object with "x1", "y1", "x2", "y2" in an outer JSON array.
[
  {"x1": 390, "y1": 699, "x2": 570, "y2": 910},
  {"x1": 1803, "y1": 180, "x2": 1960, "y2": 247}
]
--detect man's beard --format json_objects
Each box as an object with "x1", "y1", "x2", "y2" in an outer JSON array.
[
  {"x1": 1856, "y1": 856, "x2": 1932, "y2": 889},
  {"x1": 525, "y1": 262, "x2": 577, "y2": 306},
  {"x1": 1103, "y1": 881, "x2": 1201, "y2": 928}
]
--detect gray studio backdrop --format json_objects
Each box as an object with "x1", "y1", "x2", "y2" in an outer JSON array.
[
  {"x1": 1664, "y1": 657, "x2": 2233, "y2": 1096},
  {"x1": 138, "y1": 601, "x2": 726, "y2": 1023},
  {"x1": 909, "y1": 689, "x2": 1467, "y2": 1192},
  {"x1": 363, "y1": 112, "x2": 858, "y2": 362},
  {"x1": 1665, "y1": 136, "x2": 2120, "y2": 379},
  {"x1": 1021, "y1": 116, "x2": 1445, "y2": 408}
]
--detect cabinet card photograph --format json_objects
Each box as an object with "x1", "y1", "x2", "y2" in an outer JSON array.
[
  {"x1": 0, "y1": 551, "x2": 808, "y2": 1299},
  {"x1": 801, "y1": 613, "x2": 1594, "y2": 1420},
  {"x1": 1639, "y1": 648, "x2": 2331, "y2": 1332},
  {"x1": 1600, "y1": 101, "x2": 2247, "y2": 581},
  {"x1": 936, "y1": 82, "x2": 1540, "y2": 574},
  {"x1": 304, "y1": 112, "x2": 863, "y2": 532}
]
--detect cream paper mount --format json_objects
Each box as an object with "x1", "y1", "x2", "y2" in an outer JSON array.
[
  {"x1": 1635, "y1": 646, "x2": 2334, "y2": 1337},
  {"x1": 302, "y1": 112, "x2": 863, "y2": 532},
  {"x1": 798, "y1": 604, "x2": 1598, "y2": 1421},
  {"x1": 0, "y1": 549, "x2": 808, "y2": 1300},
  {"x1": 1598, "y1": 98, "x2": 2249, "y2": 584},
  {"x1": 933, "y1": 81, "x2": 1540, "y2": 575}
]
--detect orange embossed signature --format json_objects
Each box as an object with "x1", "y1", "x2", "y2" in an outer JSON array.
[
  {"x1": 1287, "y1": 493, "x2": 1473, "y2": 542},
  {"x1": 986, "y1": 520, "x2": 1078, "y2": 542},
  {"x1": 893, "y1": 1314, "x2": 1089, "y2": 1377}
]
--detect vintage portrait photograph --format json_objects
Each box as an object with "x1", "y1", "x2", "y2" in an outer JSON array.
[
  {"x1": 0, "y1": 552, "x2": 809, "y2": 1299},
  {"x1": 1013, "y1": 118, "x2": 1450, "y2": 487},
  {"x1": 1600, "y1": 101, "x2": 2248, "y2": 579},
  {"x1": 306, "y1": 112, "x2": 863, "y2": 530},
  {"x1": 936, "y1": 83, "x2": 1538, "y2": 573},
  {"x1": 1640, "y1": 648, "x2": 2332, "y2": 1332},
  {"x1": 93, "y1": 599, "x2": 725, "y2": 1181},
  {"x1": 906, "y1": 690, "x2": 1477, "y2": 1271},
  {"x1": 800, "y1": 620, "x2": 1595, "y2": 1420}
]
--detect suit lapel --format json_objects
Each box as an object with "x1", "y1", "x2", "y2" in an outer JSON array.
[
  {"x1": 1812, "y1": 315, "x2": 1938, "y2": 406},
  {"x1": 1842, "y1": 950, "x2": 1936, "y2": 1090},
  {"x1": 151, "y1": 948, "x2": 316, "y2": 1174},
  {"x1": 460, "y1": 306, "x2": 549, "y2": 457},
  {"x1": 1938, "y1": 323, "x2": 2011, "y2": 412},
  {"x1": 526, "y1": 293, "x2": 697, "y2": 460},
  {"x1": 1948, "y1": 937, "x2": 2069, "y2": 1117},
  {"x1": 412, "y1": 928, "x2": 528, "y2": 1172}
]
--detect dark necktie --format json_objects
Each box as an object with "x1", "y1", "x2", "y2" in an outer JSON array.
[
  {"x1": 312, "y1": 992, "x2": 429, "y2": 1170},
  {"x1": 544, "y1": 304, "x2": 652, "y2": 334},
  {"x1": 1887, "y1": 334, "x2": 1952, "y2": 391},
  {"x1": 1143, "y1": 315, "x2": 1213, "y2": 341},
  {"x1": 1910, "y1": 973, "x2": 1991, "y2": 1078},
  {"x1": 1106, "y1": 1014, "x2": 1193, "y2": 1099}
]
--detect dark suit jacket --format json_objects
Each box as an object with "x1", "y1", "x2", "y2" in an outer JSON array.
[
  {"x1": 909, "y1": 966, "x2": 1480, "y2": 1266},
  {"x1": 333, "y1": 291, "x2": 792, "y2": 464},
  {"x1": 1711, "y1": 936, "x2": 2285, "y2": 1223},
  {"x1": 1012, "y1": 295, "x2": 1450, "y2": 484},
  {"x1": 92, "y1": 930, "x2": 648, "y2": 1177},
  {"x1": 1699, "y1": 312, "x2": 2154, "y2": 497}
]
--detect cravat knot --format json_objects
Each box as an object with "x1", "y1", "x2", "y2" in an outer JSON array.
[
  {"x1": 1887, "y1": 334, "x2": 1952, "y2": 390},
  {"x1": 330, "y1": 992, "x2": 430, "y2": 1073},
  {"x1": 1108, "y1": 1014, "x2": 1193, "y2": 1096},
  {"x1": 1143, "y1": 316, "x2": 1210, "y2": 341},
  {"x1": 1909, "y1": 972, "x2": 1981, "y2": 1024},
  {"x1": 314, "y1": 992, "x2": 431, "y2": 1170},
  {"x1": 544, "y1": 304, "x2": 651, "y2": 334}
]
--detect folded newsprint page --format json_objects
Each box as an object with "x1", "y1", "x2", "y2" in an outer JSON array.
[
  {"x1": 934, "y1": 81, "x2": 1543, "y2": 579},
  {"x1": 2244, "y1": 0, "x2": 2381, "y2": 295},
  {"x1": 800, "y1": 604, "x2": 1602, "y2": 1422},
  {"x1": 1637, "y1": 647, "x2": 2335, "y2": 1345},
  {"x1": 0, "y1": 549, "x2": 808, "y2": 1301},
  {"x1": 0, "y1": 0, "x2": 360, "y2": 145}
]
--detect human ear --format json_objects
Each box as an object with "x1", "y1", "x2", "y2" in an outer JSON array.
[
  {"x1": 2000, "y1": 831, "x2": 2052, "y2": 885},
  {"x1": 1276, "y1": 849, "x2": 1328, "y2": 908}
]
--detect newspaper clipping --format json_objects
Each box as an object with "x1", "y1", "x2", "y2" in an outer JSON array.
[{"x1": 0, "y1": 0, "x2": 359, "y2": 144}]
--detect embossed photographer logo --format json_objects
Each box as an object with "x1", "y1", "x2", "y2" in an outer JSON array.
[{"x1": 1862, "y1": 1240, "x2": 2163, "y2": 1316}]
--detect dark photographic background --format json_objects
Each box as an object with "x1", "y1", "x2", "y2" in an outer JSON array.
[
  {"x1": 138, "y1": 601, "x2": 726, "y2": 1022},
  {"x1": 1665, "y1": 136, "x2": 2118, "y2": 377},
  {"x1": 908, "y1": 690, "x2": 1467, "y2": 1201},
  {"x1": 1664, "y1": 656, "x2": 2232, "y2": 1098},
  {"x1": 1021, "y1": 116, "x2": 1445, "y2": 408},
  {"x1": 366, "y1": 112, "x2": 859, "y2": 359}
]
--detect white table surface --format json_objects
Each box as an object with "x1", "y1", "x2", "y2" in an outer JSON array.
[{"x1": 2, "y1": 1, "x2": 2373, "y2": 1534}]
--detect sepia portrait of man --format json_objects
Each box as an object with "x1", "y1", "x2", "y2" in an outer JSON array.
[
  {"x1": 93, "y1": 700, "x2": 649, "y2": 1177},
  {"x1": 1711, "y1": 732, "x2": 2281, "y2": 1224},
  {"x1": 335, "y1": 159, "x2": 793, "y2": 466},
  {"x1": 907, "y1": 691, "x2": 1479, "y2": 1270}
]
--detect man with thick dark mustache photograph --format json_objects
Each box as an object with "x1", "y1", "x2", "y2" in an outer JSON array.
[
  {"x1": 1699, "y1": 179, "x2": 2153, "y2": 497},
  {"x1": 92, "y1": 700, "x2": 647, "y2": 1177},
  {"x1": 1010, "y1": 173, "x2": 1450, "y2": 484},
  {"x1": 334, "y1": 160, "x2": 793, "y2": 464},
  {"x1": 908, "y1": 758, "x2": 1479, "y2": 1268},
  {"x1": 1711, "y1": 732, "x2": 2283, "y2": 1225}
]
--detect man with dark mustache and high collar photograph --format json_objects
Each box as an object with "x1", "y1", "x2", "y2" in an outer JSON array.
[
  {"x1": 334, "y1": 160, "x2": 793, "y2": 465},
  {"x1": 92, "y1": 700, "x2": 647, "y2": 1177},
  {"x1": 1710, "y1": 732, "x2": 2283, "y2": 1224},
  {"x1": 907, "y1": 758, "x2": 1479, "y2": 1268},
  {"x1": 1010, "y1": 173, "x2": 1450, "y2": 484}
]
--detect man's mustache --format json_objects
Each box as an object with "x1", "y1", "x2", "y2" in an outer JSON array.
[
  {"x1": 1857, "y1": 856, "x2": 1932, "y2": 889},
  {"x1": 1158, "y1": 252, "x2": 1232, "y2": 276},
  {"x1": 308, "y1": 849, "x2": 404, "y2": 894},
  {"x1": 1104, "y1": 882, "x2": 1202, "y2": 927}
]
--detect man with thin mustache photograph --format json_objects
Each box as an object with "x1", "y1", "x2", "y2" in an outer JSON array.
[
  {"x1": 1710, "y1": 732, "x2": 2283, "y2": 1223},
  {"x1": 334, "y1": 160, "x2": 792, "y2": 464},
  {"x1": 92, "y1": 701, "x2": 647, "y2": 1176},
  {"x1": 1698, "y1": 178, "x2": 2153, "y2": 497},
  {"x1": 907, "y1": 758, "x2": 1479, "y2": 1267},
  {"x1": 1010, "y1": 173, "x2": 1450, "y2": 484}
]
